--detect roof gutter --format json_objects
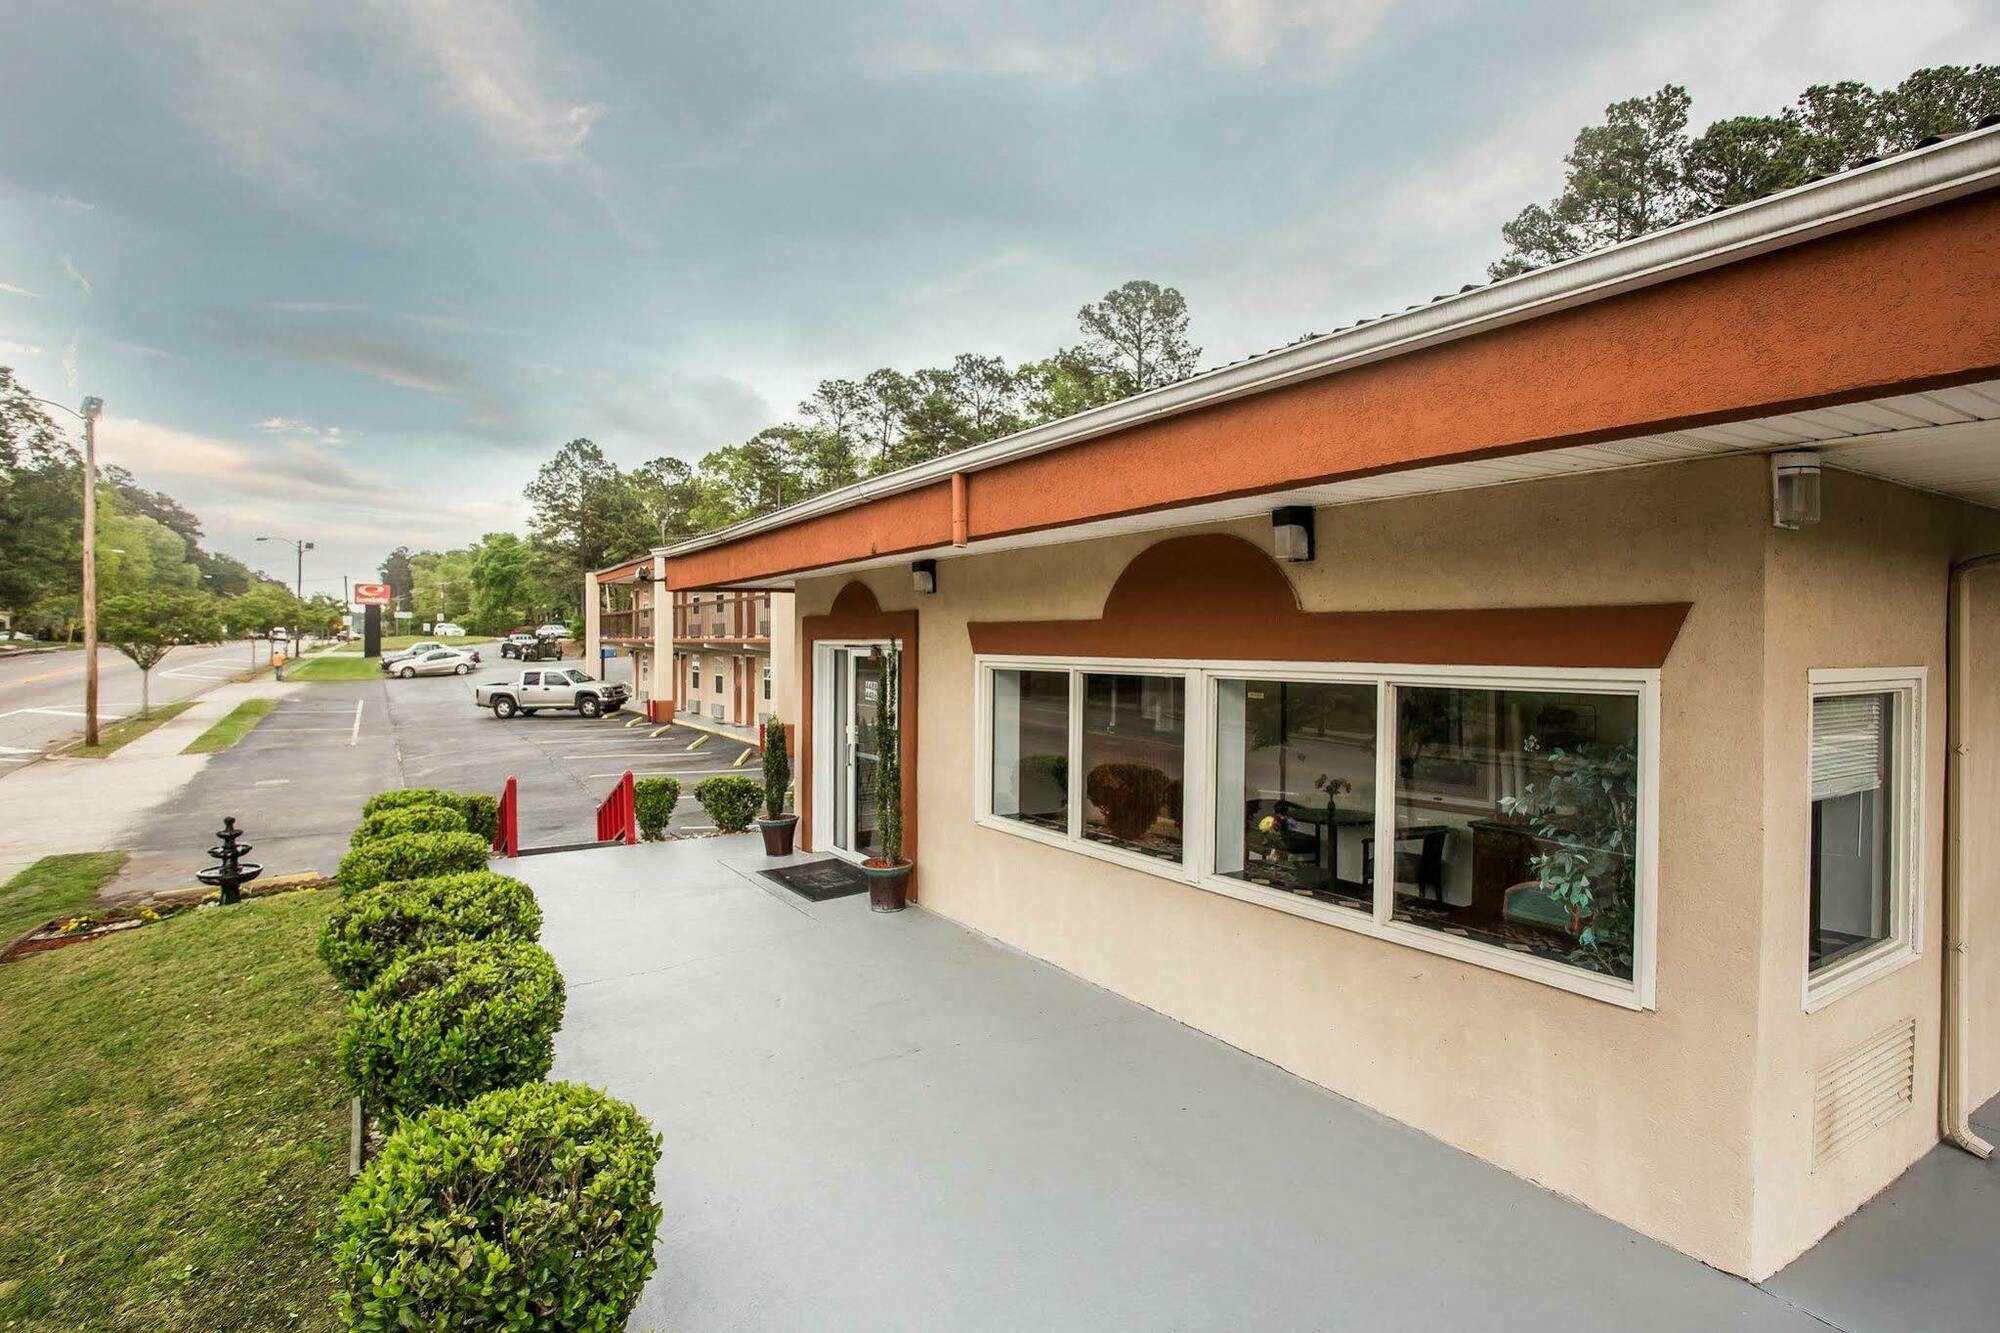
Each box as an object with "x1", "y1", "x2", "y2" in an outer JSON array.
[{"x1": 661, "y1": 125, "x2": 2000, "y2": 561}]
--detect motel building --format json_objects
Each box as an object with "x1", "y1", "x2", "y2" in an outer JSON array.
[
  {"x1": 585, "y1": 563, "x2": 793, "y2": 734},
  {"x1": 593, "y1": 126, "x2": 2000, "y2": 1280}
]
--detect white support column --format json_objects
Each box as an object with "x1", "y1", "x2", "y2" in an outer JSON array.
[
  {"x1": 650, "y1": 554, "x2": 672, "y2": 721},
  {"x1": 583, "y1": 571, "x2": 601, "y2": 679}
]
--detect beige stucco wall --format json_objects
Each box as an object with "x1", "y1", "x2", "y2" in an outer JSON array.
[
  {"x1": 1748, "y1": 476, "x2": 2000, "y2": 1276},
  {"x1": 789, "y1": 454, "x2": 1998, "y2": 1279},
  {"x1": 1965, "y1": 562, "x2": 2000, "y2": 1110}
]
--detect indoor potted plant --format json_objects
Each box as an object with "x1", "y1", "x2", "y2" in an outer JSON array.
[
  {"x1": 756, "y1": 720, "x2": 797, "y2": 855},
  {"x1": 861, "y1": 645, "x2": 911, "y2": 911}
]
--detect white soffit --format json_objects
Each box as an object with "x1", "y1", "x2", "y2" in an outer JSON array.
[{"x1": 730, "y1": 378, "x2": 2000, "y2": 589}]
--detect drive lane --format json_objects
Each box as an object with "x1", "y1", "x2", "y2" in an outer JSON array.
[{"x1": 0, "y1": 639, "x2": 273, "y2": 767}]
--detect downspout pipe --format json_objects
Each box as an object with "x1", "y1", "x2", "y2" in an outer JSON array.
[{"x1": 1944, "y1": 551, "x2": 2000, "y2": 1158}]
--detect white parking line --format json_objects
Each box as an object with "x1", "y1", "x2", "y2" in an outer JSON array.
[
  {"x1": 350, "y1": 699, "x2": 364, "y2": 746},
  {"x1": 586, "y1": 768, "x2": 746, "y2": 780}
]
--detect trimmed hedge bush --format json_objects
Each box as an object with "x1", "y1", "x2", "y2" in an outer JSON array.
[
  {"x1": 334, "y1": 1081, "x2": 662, "y2": 1331},
  {"x1": 337, "y1": 938, "x2": 564, "y2": 1116},
  {"x1": 633, "y1": 776, "x2": 681, "y2": 842},
  {"x1": 318, "y1": 871, "x2": 542, "y2": 992},
  {"x1": 337, "y1": 831, "x2": 490, "y2": 897},
  {"x1": 362, "y1": 787, "x2": 500, "y2": 841},
  {"x1": 349, "y1": 804, "x2": 468, "y2": 849},
  {"x1": 693, "y1": 775, "x2": 761, "y2": 833}
]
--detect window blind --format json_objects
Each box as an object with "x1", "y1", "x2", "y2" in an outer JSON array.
[{"x1": 1812, "y1": 693, "x2": 1886, "y2": 802}]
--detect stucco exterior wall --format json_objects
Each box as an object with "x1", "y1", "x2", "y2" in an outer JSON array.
[
  {"x1": 1748, "y1": 477, "x2": 2000, "y2": 1276},
  {"x1": 1964, "y1": 562, "x2": 2000, "y2": 1109},
  {"x1": 796, "y1": 455, "x2": 1775, "y2": 1273},
  {"x1": 789, "y1": 456, "x2": 1998, "y2": 1278}
]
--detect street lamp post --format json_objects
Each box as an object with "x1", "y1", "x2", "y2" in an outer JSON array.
[
  {"x1": 31, "y1": 394, "x2": 105, "y2": 746},
  {"x1": 255, "y1": 535, "x2": 315, "y2": 648}
]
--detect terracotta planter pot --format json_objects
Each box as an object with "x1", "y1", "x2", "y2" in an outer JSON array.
[
  {"x1": 757, "y1": 815, "x2": 798, "y2": 856},
  {"x1": 861, "y1": 858, "x2": 912, "y2": 912}
]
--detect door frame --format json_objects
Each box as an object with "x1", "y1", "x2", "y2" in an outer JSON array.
[
  {"x1": 799, "y1": 582, "x2": 919, "y2": 890},
  {"x1": 812, "y1": 639, "x2": 893, "y2": 863}
]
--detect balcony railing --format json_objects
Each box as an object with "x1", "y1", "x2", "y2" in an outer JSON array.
[{"x1": 600, "y1": 610, "x2": 651, "y2": 640}]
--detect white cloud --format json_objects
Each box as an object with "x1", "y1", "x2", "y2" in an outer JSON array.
[
  {"x1": 1203, "y1": 0, "x2": 1399, "y2": 69},
  {"x1": 257, "y1": 416, "x2": 345, "y2": 442},
  {"x1": 0, "y1": 339, "x2": 43, "y2": 358},
  {"x1": 0, "y1": 282, "x2": 39, "y2": 299},
  {"x1": 61, "y1": 333, "x2": 77, "y2": 389},
  {"x1": 62, "y1": 257, "x2": 91, "y2": 296},
  {"x1": 393, "y1": 0, "x2": 605, "y2": 163}
]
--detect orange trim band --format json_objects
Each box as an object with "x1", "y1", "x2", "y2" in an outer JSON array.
[{"x1": 967, "y1": 535, "x2": 1690, "y2": 669}]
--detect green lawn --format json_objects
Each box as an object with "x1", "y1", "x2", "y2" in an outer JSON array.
[
  {"x1": 0, "y1": 853, "x2": 126, "y2": 947},
  {"x1": 0, "y1": 888, "x2": 348, "y2": 1330},
  {"x1": 330, "y1": 635, "x2": 495, "y2": 655},
  {"x1": 182, "y1": 698, "x2": 279, "y2": 753},
  {"x1": 61, "y1": 700, "x2": 195, "y2": 757},
  {"x1": 285, "y1": 654, "x2": 386, "y2": 682}
]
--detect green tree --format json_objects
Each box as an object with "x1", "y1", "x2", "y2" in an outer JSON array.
[
  {"x1": 100, "y1": 590, "x2": 223, "y2": 717},
  {"x1": 469, "y1": 532, "x2": 534, "y2": 632},
  {"x1": 1076, "y1": 280, "x2": 1201, "y2": 393},
  {"x1": 0, "y1": 367, "x2": 83, "y2": 628},
  {"x1": 379, "y1": 546, "x2": 415, "y2": 607},
  {"x1": 1491, "y1": 66, "x2": 2000, "y2": 277},
  {"x1": 1020, "y1": 345, "x2": 1123, "y2": 423},
  {"x1": 523, "y1": 438, "x2": 655, "y2": 586}
]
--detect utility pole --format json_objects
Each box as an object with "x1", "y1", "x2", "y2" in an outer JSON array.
[{"x1": 80, "y1": 397, "x2": 103, "y2": 748}]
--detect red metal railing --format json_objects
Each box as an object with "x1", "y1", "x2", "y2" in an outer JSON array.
[
  {"x1": 492, "y1": 777, "x2": 519, "y2": 858},
  {"x1": 595, "y1": 770, "x2": 637, "y2": 845}
]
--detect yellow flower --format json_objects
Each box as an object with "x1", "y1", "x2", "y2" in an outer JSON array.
[{"x1": 1257, "y1": 815, "x2": 1277, "y2": 833}]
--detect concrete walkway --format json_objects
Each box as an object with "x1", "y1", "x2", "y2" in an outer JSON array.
[
  {"x1": 0, "y1": 675, "x2": 299, "y2": 887},
  {"x1": 515, "y1": 839, "x2": 1835, "y2": 1331}
]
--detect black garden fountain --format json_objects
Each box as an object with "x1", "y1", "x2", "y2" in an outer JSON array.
[{"x1": 196, "y1": 816, "x2": 263, "y2": 905}]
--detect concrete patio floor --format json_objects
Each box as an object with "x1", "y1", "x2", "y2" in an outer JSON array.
[{"x1": 513, "y1": 838, "x2": 1984, "y2": 1331}]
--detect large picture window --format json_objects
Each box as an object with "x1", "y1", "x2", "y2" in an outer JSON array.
[
  {"x1": 991, "y1": 669, "x2": 1070, "y2": 833},
  {"x1": 1805, "y1": 669, "x2": 1922, "y2": 1007},
  {"x1": 1392, "y1": 685, "x2": 1640, "y2": 981},
  {"x1": 977, "y1": 658, "x2": 1658, "y2": 1007},
  {"x1": 1081, "y1": 673, "x2": 1186, "y2": 861},
  {"x1": 1213, "y1": 679, "x2": 1376, "y2": 913}
]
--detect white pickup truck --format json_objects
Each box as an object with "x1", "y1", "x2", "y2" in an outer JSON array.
[{"x1": 474, "y1": 667, "x2": 630, "y2": 719}]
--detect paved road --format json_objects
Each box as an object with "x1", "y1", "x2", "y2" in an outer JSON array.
[
  {"x1": 0, "y1": 639, "x2": 274, "y2": 768},
  {"x1": 109, "y1": 660, "x2": 767, "y2": 897}
]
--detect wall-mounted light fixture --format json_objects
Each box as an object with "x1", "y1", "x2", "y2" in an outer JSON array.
[
  {"x1": 1771, "y1": 452, "x2": 1823, "y2": 530},
  {"x1": 1271, "y1": 506, "x2": 1316, "y2": 562},
  {"x1": 911, "y1": 558, "x2": 938, "y2": 595}
]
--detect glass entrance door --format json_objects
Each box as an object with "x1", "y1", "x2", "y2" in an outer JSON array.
[{"x1": 828, "y1": 646, "x2": 888, "y2": 861}]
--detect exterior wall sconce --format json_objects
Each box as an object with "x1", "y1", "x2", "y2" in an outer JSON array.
[
  {"x1": 911, "y1": 559, "x2": 938, "y2": 595},
  {"x1": 1271, "y1": 506, "x2": 1315, "y2": 562},
  {"x1": 1771, "y1": 452, "x2": 1823, "y2": 530}
]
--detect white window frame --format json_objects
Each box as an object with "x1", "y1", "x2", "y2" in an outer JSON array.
[
  {"x1": 974, "y1": 653, "x2": 1660, "y2": 1010},
  {"x1": 1802, "y1": 667, "x2": 1926, "y2": 1013}
]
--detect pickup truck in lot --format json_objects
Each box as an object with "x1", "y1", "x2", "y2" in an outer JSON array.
[{"x1": 475, "y1": 667, "x2": 629, "y2": 719}]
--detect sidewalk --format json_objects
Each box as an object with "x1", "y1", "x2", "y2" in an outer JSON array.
[{"x1": 0, "y1": 676, "x2": 300, "y2": 887}]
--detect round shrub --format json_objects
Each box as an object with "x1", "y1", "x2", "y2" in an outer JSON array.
[
  {"x1": 338, "y1": 831, "x2": 490, "y2": 897},
  {"x1": 362, "y1": 787, "x2": 454, "y2": 819},
  {"x1": 334, "y1": 1081, "x2": 662, "y2": 1332},
  {"x1": 319, "y1": 871, "x2": 542, "y2": 992},
  {"x1": 633, "y1": 776, "x2": 681, "y2": 842},
  {"x1": 451, "y1": 791, "x2": 500, "y2": 842},
  {"x1": 337, "y1": 938, "x2": 564, "y2": 1116},
  {"x1": 693, "y1": 775, "x2": 760, "y2": 834},
  {"x1": 1086, "y1": 762, "x2": 1172, "y2": 841},
  {"x1": 350, "y1": 804, "x2": 468, "y2": 849},
  {"x1": 363, "y1": 788, "x2": 500, "y2": 842}
]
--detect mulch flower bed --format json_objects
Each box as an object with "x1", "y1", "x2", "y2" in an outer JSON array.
[{"x1": 1, "y1": 874, "x2": 337, "y2": 962}]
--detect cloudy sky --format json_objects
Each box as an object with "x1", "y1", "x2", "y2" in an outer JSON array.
[{"x1": 1, "y1": 1, "x2": 1994, "y2": 594}]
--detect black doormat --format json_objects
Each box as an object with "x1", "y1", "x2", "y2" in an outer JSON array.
[{"x1": 761, "y1": 858, "x2": 870, "y2": 902}]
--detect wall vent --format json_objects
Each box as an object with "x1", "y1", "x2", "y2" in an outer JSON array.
[{"x1": 1813, "y1": 1017, "x2": 1917, "y2": 1168}]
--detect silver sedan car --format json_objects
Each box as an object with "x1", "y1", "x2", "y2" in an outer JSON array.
[{"x1": 391, "y1": 646, "x2": 483, "y2": 678}]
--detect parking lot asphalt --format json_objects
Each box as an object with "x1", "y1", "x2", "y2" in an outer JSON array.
[{"x1": 109, "y1": 660, "x2": 764, "y2": 897}]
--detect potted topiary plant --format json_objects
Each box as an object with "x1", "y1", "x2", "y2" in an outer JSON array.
[
  {"x1": 861, "y1": 645, "x2": 910, "y2": 912},
  {"x1": 756, "y1": 721, "x2": 797, "y2": 855}
]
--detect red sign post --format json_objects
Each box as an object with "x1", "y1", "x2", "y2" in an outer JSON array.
[{"x1": 353, "y1": 583, "x2": 392, "y2": 606}]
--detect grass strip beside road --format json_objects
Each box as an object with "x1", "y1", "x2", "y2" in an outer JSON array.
[
  {"x1": 60, "y1": 700, "x2": 195, "y2": 757},
  {"x1": 0, "y1": 853, "x2": 127, "y2": 945},
  {"x1": 0, "y1": 888, "x2": 347, "y2": 1330},
  {"x1": 181, "y1": 698, "x2": 278, "y2": 753}
]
